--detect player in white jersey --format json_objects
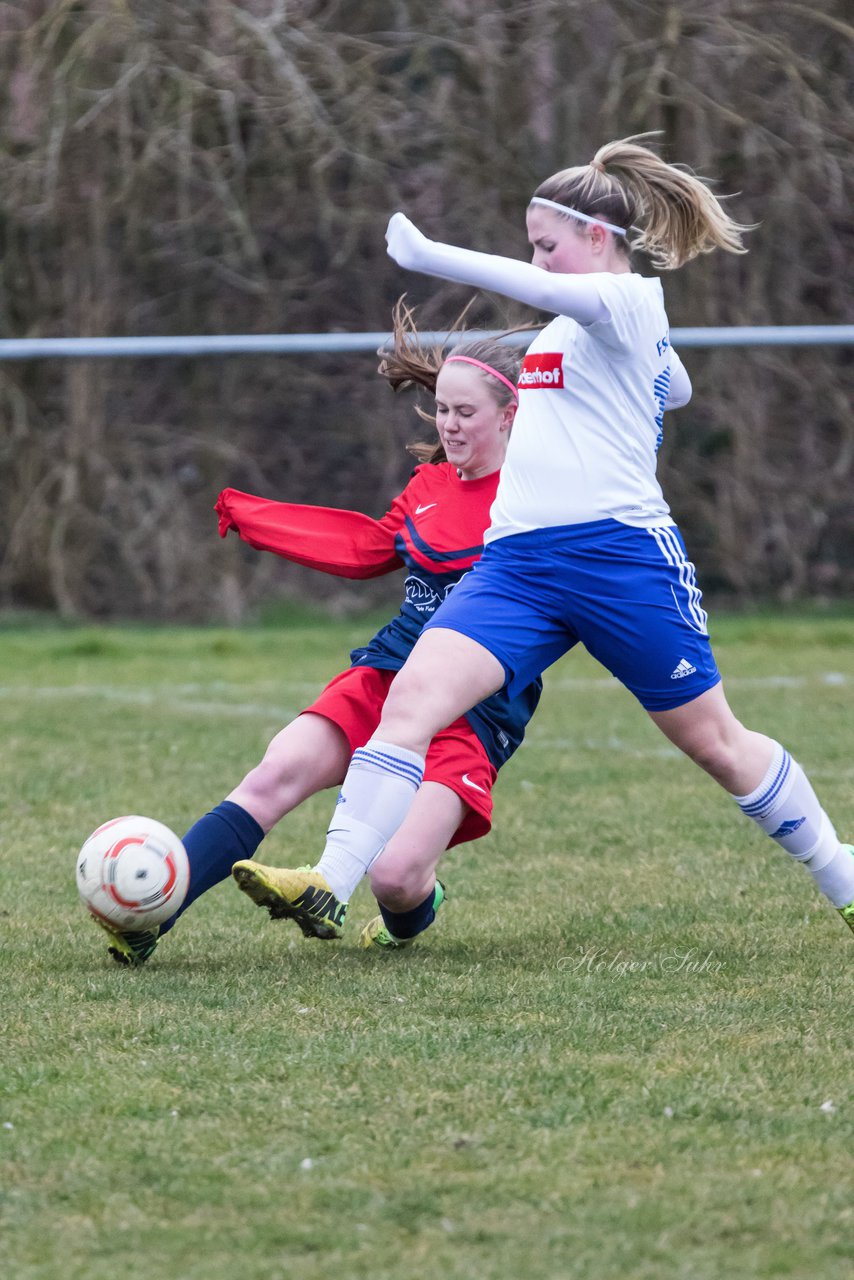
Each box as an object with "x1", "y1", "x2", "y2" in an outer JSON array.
[
  {"x1": 487, "y1": 276, "x2": 680, "y2": 537},
  {"x1": 264, "y1": 135, "x2": 854, "y2": 945}
]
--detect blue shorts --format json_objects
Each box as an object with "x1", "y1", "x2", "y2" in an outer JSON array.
[{"x1": 423, "y1": 520, "x2": 721, "y2": 712}]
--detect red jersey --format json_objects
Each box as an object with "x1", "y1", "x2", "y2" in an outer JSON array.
[{"x1": 215, "y1": 463, "x2": 542, "y2": 768}]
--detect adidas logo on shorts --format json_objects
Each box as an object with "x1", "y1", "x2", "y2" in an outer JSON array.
[{"x1": 670, "y1": 657, "x2": 697, "y2": 680}]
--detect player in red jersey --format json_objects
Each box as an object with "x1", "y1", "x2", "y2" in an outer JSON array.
[{"x1": 92, "y1": 302, "x2": 541, "y2": 965}]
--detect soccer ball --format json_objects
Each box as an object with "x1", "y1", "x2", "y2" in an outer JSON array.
[{"x1": 75, "y1": 815, "x2": 190, "y2": 930}]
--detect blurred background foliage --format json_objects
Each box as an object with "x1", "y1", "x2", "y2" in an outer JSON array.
[{"x1": 0, "y1": 0, "x2": 851, "y2": 619}]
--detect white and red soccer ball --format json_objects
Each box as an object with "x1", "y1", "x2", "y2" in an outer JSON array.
[{"x1": 75, "y1": 815, "x2": 189, "y2": 930}]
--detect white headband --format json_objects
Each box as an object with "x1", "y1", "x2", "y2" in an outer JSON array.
[{"x1": 529, "y1": 196, "x2": 628, "y2": 237}]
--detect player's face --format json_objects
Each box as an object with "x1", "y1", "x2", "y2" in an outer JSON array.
[
  {"x1": 526, "y1": 204, "x2": 600, "y2": 274},
  {"x1": 434, "y1": 363, "x2": 515, "y2": 480}
]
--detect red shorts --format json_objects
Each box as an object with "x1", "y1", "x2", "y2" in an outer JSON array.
[{"x1": 302, "y1": 666, "x2": 497, "y2": 847}]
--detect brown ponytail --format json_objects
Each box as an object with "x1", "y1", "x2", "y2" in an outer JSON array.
[{"x1": 378, "y1": 298, "x2": 523, "y2": 464}]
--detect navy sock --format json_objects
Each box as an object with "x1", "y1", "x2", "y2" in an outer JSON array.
[
  {"x1": 378, "y1": 886, "x2": 437, "y2": 941},
  {"x1": 159, "y1": 800, "x2": 265, "y2": 935}
]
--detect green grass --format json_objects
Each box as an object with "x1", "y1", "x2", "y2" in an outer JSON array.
[{"x1": 1, "y1": 611, "x2": 853, "y2": 1279}]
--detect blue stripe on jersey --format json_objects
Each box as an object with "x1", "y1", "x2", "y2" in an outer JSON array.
[
  {"x1": 399, "y1": 517, "x2": 484, "y2": 566},
  {"x1": 653, "y1": 366, "x2": 672, "y2": 451},
  {"x1": 352, "y1": 745, "x2": 424, "y2": 789},
  {"x1": 647, "y1": 525, "x2": 709, "y2": 635},
  {"x1": 737, "y1": 751, "x2": 792, "y2": 819}
]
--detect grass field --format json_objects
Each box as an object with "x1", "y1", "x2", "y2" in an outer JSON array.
[{"x1": 1, "y1": 610, "x2": 853, "y2": 1279}]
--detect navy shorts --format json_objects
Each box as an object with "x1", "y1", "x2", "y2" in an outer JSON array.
[{"x1": 423, "y1": 519, "x2": 721, "y2": 712}]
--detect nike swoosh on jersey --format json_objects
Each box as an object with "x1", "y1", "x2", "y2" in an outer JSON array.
[
  {"x1": 461, "y1": 772, "x2": 487, "y2": 794},
  {"x1": 415, "y1": 503, "x2": 437, "y2": 515}
]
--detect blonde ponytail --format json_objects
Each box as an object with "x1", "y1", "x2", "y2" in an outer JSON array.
[
  {"x1": 533, "y1": 133, "x2": 753, "y2": 270},
  {"x1": 593, "y1": 134, "x2": 751, "y2": 268}
]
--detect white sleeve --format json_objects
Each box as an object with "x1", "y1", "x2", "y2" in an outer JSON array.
[
  {"x1": 386, "y1": 212, "x2": 609, "y2": 326},
  {"x1": 665, "y1": 348, "x2": 692, "y2": 409}
]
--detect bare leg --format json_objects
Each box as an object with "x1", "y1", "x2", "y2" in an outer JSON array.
[
  {"x1": 227, "y1": 712, "x2": 351, "y2": 831},
  {"x1": 160, "y1": 713, "x2": 352, "y2": 933},
  {"x1": 374, "y1": 628, "x2": 506, "y2": 756},
  {"x1": 308, "y1": 628, "x2": 504, "y2": 905},
  {"x1": 650, "y1": 683, "x2": 854, "y2": 911},
  {"x1": 369, "y1": 781, "x2": 467, "y2": 911},
  {"x1": 649, "y1": 683, "x2": 775, "y2": 793}
]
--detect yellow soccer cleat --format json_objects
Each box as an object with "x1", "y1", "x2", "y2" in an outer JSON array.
[
  {"x1": 232, "y1": 861, "x2": 346, "y2": 939},
  {"x1": 92, "y1": 915, "x2": 160, "y2": 966}
]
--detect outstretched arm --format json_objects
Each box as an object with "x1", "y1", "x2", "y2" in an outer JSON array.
[
  {"x1": 386, "y1": 212, "x2": 610, "y2": 326},
  {"x1": 215, "y1": 488, "x2": 405, "y2": 579}
]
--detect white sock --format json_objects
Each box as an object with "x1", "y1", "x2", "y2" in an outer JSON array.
[
  {"x1": 733, "y1": 742, "x2": 854, "y2": 906},
  {"x1": 316, "y1": 739, "x2": 424, "y2": 902},
  {"x1": 806, "y1": 842, "x2": 854, "y2": 908}
]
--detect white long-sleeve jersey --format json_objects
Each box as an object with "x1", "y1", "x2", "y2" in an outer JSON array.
[{"x1": 386, "y1": 213, "x2": 691, "y2": 539}]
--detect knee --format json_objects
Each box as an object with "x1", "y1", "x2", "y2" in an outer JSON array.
[
  {"x1": 378, "y1": 674, "x2": 429, "y2": 736},
  {"x1": 386, "y1": 664, "x2": 427, "y2": 704},
  {"x1": 230, "y1": 746, "x2": 306, "y2": 828},
  {"x1": 241, "y1": 750, "x2": 290, "y2": 801},
  {"x1": 678, "y1": 723, "x2": 746, "y2": 787},
  {"x1": 369, "y1": 859, "x2": 424, "y2": 911}
]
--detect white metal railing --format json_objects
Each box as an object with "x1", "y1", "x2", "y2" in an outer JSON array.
[{"x1": 0, "y1": 325, "x2": 852, "y2": 359}]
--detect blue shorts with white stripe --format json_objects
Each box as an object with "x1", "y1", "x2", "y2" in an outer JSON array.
[{"x1": 423, "y1": 518, "x2": 721, "y2": 712}]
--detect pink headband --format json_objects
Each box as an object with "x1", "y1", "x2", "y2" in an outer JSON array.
[{"x1": 444, "y1": 355, "x2": 519, "y2": 402}]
